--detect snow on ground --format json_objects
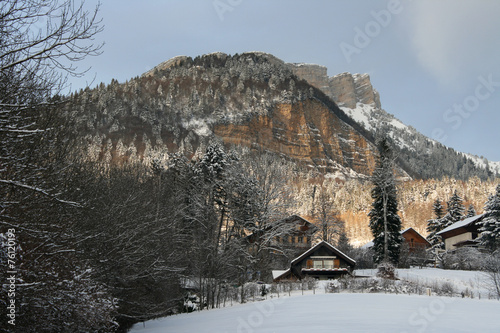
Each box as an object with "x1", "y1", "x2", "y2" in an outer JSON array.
[
  {"x1": 130, "y1": 292, "x2": 500, "y2": 333},
  {"x1": 130, "y1": 268, "x2": 500, "y2": 332},
  {"x1": 357, "y1": 267, "x2": 492, "y2": 297}
]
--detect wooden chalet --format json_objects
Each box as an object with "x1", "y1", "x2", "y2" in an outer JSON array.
[
  {"x1": 246, "y1": 215, "x2": 318, "y2": 251},
  {"x1": 362, "y1": 228, "x2": 430, "y2": 252},
  {"x1": 273, "y1": 241, "x2": 356, "y2": 281},
  {"x1": 437, "y1": 214, "x2": 486, "y2": 251},
  {"x1": 274, "y1": 215, "x2": 318, "y2": 249},
  {"x1": 401, "y1": 227, "x2": 430, "y2": 252}
]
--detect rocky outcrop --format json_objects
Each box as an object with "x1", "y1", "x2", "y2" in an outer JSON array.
[
  {"x1": 214, "y1": 99, "x2": 375, "y2": 176},
  {"x1": 288, "y1": 64, "x2": 381, "y2": 109}
]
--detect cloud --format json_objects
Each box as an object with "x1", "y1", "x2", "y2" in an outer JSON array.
[{"x1": 409, "y1": 0, "x2": 500, "y2": 89}]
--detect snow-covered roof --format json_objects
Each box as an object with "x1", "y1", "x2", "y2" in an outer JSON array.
[
  {"x1": 400, "y1": 227, "x2": 412, "y2": 234},
  {"x1": 291, "y1": 240, "x2": 356, "y2": 266},
  {"x1": 437, "y1": 214, "x2": 486, "y2": 236},
  {"x1": 272, "y1": 269, "x2": 290, "y2": 280},
  {"x1": 361, "y1": 240, "x2": 374, "y2": 249}
]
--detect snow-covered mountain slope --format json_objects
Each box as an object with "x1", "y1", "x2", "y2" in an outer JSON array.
[
  {"x1": 341, "y1": 102, "x2": 500, "y2": 177},
  {"x1": 288, "y1": 67, "x2": 498, "y2": 179}
]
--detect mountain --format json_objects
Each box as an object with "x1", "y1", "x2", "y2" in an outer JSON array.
[
  {"x1": 288, "y1": 65, "x2": 499, "y2": 179},
  {"x1": 67, "y1": 52, "x2": 497, "y2": 180},
  {"x1": 69, "y1": 52, "x2": 379, "y2": 180}
]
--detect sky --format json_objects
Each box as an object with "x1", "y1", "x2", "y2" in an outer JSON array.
[{"x1": 69, "y1": 0, "x2": 500, "y2": 162}]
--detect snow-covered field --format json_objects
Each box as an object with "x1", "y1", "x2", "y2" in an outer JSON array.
[
  {"x1": 359, "y1": 267, "x2": 492, "y2": 298},
  {"x1": 130, "y1": 268, "x2": 500, "y2": 333}
]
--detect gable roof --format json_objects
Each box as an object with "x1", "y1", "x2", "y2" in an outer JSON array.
[
  {"x1": 362, "y1": 227, "x2": 429, "y2": 249},
  {"x1": 291, "y1": 240, "x2": 356, "y2": 266},
  {"x1": 401, "y1": 227, "x2": 431, "y2": 245},
  {"x1": 283, "y1": 215, "x2": 319, "y2": 233},
  {"x1": 437, "y1": 213, "x2": 486, "y2": 236},
  {"x1": 272, "y1": 269, "x2": 291, "y2": 280}
]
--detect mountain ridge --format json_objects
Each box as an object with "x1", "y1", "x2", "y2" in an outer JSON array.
[
  {"x1": 67, "y1": 52, "x2": 497, "y2": 180},
  {"x1": 68, "y1": 52, "x2": 380, "y2": 180},
  {"x1": 287, "y1": 63, "x2": 499, "y2": 177}
]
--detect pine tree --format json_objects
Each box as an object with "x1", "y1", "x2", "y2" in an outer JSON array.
[
  {"x1": 479, "y1": 184, "x2": 500, "y2": 251},
  {"x1": 337, "y1": 223, "x2": 353, "y2": 256},
  {"x1": 447, "y1": 190, "x2": 465, "y2": 223},
  {"x1": 368, "y1": 138, "x2": 402, "y2": 264},
  {"x1": 439, "y1": 190, "x2": 465, "y2": 229},
  {"x1": 426, "y1": 199, "x2": 445, "y2": 249},
  {"x1": 466, "y1": 204, "x2": 476, "y2": 218},
  {"x1": 433, "y1": 199, "x2": 445, "y2": 219}
]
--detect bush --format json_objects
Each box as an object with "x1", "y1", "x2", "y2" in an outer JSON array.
[
  {"x1": 376, "y1": 262, "x2": 397, "y2": 279},
  {"x1": 442, "y1": 248, "x2": 487, "y2": 270}
]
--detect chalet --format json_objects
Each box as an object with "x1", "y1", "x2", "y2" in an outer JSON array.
[
  {"x1": 362, "y1": 228, "x2": 429, "y2": 252},
  {"x1": 437, "y1": 214, "x2": 486, "y2": 251},
  {"x1": 401, "y1": 227, "x2": 430, "y2": 252},
  {"x1": 274, "y1": 215, "x2": 319, "y2": 249},
  {"x1": 246, "y1": 215, "x2": 318, "y2": 251},
  {"x1": 273, "y1": 241, "x2": 356, "y2": 281}
]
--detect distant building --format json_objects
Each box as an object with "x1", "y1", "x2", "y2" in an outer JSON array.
[
  {"x1": 273, "y1": 240, "x2": 356, "y2": 281},
  {"x1": 437, "y1": 214, "x2": 486, "y2": 251},
  {"x1": 246, "y1": 215, "x2": 318, "y2": 254},
  {"x1": 362, "y1": 227, "x2": 430, "y2": 252},
  {"x1": 401, "y1": 227, "x2": 430, "y2": 252}
]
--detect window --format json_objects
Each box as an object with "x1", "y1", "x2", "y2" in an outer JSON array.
[
  {"x1": 323, "y1": 260, "x2": 334, "y2": 269},
  {"x1": 310, "y1": 257, "x2": 338, "y2": 269}
]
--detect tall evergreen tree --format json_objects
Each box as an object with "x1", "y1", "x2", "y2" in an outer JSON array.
[
  {"x1": 466, "y1": 204, "x2": 477, "y2": 218},
  {"x1": 440, "y1": 190, "x2": 465, "y2": 229},
  {"x1": 479, "y1": 185, "x2": 500, "y2": 251},
  {"x1": 433, "y1": 199, "x2": 445, "y2": 219},
  {"x1": 426, "y1": 199, "x2": 445, "y2": 249},
  {"x1": 337, "y1": 223, "x2": 353, "y2": 256},
  {"x1": 368, "y1": 138, "x2": 402, "y2": 264}
]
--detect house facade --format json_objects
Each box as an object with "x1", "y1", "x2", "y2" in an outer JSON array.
[
  {"x1": 246, "y1": 215, "x2": 318, "y2": 254},
  {"x1": 273, "y1": 241, "x2": 356, "y2": 281},
  {"x1": 272, "y1": 215, "x2": 318, "y2": 250},
  {"x1": 437, "y1": 214, "x2": 486, "y2": 251},
  {"x1": 363, "y1": 228, "x2": 430, "y2": 252},
  {"x1": 401, "y1": 227, "x2": 430, "y2": 252}
]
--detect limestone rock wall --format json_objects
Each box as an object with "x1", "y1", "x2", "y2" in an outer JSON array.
[{"x1": 288, "y1": 64, "x2": 381, "y2": 109}]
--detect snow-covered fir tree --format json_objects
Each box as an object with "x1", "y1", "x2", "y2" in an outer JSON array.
[
  {"x1": 433, "y1": 198, "x2": 445, "y2": 219},
  {"x1": 466, "y1": 204, "x2": 477, "y2": 218},
  {"x1": 479, "y1": 184, "x2": 500, "y2": 251},
  {"x1": 439, "y1": 191, "x2": 465, "y2": 229},
  {"x1": 368, "y1": 138, "x2": 402, "y2": 264},
  {"x1": 426, "y1": 199, "x2": 445, "y2": 249}
]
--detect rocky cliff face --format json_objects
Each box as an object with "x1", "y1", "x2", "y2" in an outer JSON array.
[
  {"x1": 67, "y1": 52, "x2": 378, "y2": 179},
  {"x1": 288, "y1": 65, "x2": 381, "y2": 109},
  {"x1": 288, "y1": 63, "x2": 495, "y2": 180}
]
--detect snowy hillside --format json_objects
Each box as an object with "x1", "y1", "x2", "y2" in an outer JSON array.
[
  {"x1": 341, "y1": 102, "x2": 500, "y2": 177},
  {"x1": 130, "y1": 268, "x2": 499, "y2": 333}
]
